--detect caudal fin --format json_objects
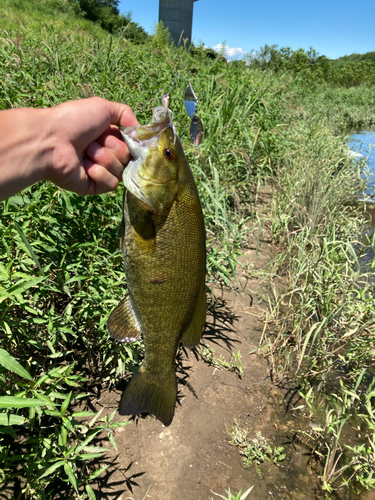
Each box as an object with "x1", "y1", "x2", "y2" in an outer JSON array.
[{"x1": 119, "y1": 365, "x2": 177, "y2": 426}]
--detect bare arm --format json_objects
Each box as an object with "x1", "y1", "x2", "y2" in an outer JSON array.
[{"x1": 0, "y1": 97, "x2": 139, "y2": 202}]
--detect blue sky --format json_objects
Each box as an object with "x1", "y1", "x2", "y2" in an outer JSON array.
[{"x1": 119, "y1": 0, "x2": 374, "y2": 60}]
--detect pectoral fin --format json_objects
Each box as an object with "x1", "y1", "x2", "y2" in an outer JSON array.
[
  {"x1": 108, "y1": 294, "x2": 142, "y2": 342},
  {"x1": 181, "y1": 285, "x2": 206, "y2": 348}
]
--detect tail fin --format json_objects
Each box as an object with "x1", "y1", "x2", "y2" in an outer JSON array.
[{"x1": 119, "y1": 365, "x2": 177, "y2": 426}]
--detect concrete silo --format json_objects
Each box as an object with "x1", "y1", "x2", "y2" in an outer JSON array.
[{"x1": 159, "y1": 0, "x2": 198, "y2": 46}]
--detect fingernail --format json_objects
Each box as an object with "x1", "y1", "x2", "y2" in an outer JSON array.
[
  {"x1": 105, "y1": 135, "x2": 119, "y2": 151},
  {"x1": 87, "y1": 142, "x2": 104, "y2": 157}
]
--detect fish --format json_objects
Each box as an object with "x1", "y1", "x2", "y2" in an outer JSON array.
[{"x1": 107, "y1": 117, "x2": 206, "y2": 426}]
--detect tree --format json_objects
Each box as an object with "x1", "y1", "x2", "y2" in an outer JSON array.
[{"x1": 76, "y1": 0, "x2": 148, "y2": 38}]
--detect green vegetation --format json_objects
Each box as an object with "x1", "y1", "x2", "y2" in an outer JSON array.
[
  {"x1": 0, "y1": 0, "x2": 375, "y2": 498},
  {"x1": 210, "y1": 486, "x2": 254, "y2": 500},
  {"x1": 331, "y1": 50, "x2": 375, "y2": 68},
  {"x1": 258, "y1": 69, "x2": 375, "y2": 495},
  {"x1": 76, "y1": 0, "x2": 148, "y2": 39},
  {"x1": 199, "y1": 345, "x2": 243, "y2": 375},
  {"x1": 228, "y1": 423, "x2": 286, "y2": 467},
  {"x1": 248, "y1": 44, "x2": 375, "y2": 86},
  {"x1": 0, "y1": 0, "x2": 148, "y2": 42}
]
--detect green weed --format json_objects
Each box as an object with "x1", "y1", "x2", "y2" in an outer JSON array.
[
  {"x1": 0, "y1": 348, "x2": 129, "y2": 498},
  {"x1": 260, "y1": 95, "x2": 375, "y2": 493},
  {"x1": 228, "y1": 423, "x2": 286, "y2": 467},
  {"x1": 210, "y1": 486, "x2": 254, "y2": 500},
  {"x1": 199, "y1": 344, "x2": 243, "y2": 376}
]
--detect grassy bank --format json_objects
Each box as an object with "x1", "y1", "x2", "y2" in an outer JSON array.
[
  {"x1": 1, "y1": 2, "x2": 375, "y2": 498},
  {"x1": 260, "y1": 125, "x2": 375, "y2": 492},
  {"x1": 258, "y1": 83, "x2": 375, "y2": 497}
]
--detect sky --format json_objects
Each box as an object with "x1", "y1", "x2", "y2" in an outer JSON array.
[{"x1": 119, "y1": 0, "x2": 374, "y2": 60}]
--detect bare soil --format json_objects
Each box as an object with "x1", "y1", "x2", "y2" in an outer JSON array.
[
  {"x1": 91, "y1": 194, "x2": 375, "y2": 500},
  {"x1": 92, "y1": 211, "x2": 320, "y2": 500}
]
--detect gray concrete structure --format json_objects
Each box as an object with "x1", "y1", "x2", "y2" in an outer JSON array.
[{"x1": 159, "y1": 0, "x2": 198, "y2": 46}]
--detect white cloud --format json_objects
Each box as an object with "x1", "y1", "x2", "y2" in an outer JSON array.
[{"x1": 211, "y1": 43, "x2": 247, "y2": 61}]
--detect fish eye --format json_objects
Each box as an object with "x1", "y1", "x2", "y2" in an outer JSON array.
[{"x1": 164, "y1": 148, "x2": 175, "y2": 160}]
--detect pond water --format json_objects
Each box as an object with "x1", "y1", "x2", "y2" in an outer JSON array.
[
  {"x1": 349, "y1": 129, "x2": 375, "y2": 199},
  {"x1": 348, "y1": 130, "x2": 375, "y2": 292}
]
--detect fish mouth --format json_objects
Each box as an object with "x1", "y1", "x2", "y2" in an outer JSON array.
[
  {"x1": 121, "y1": 119, "x2": 173, "y2": 211},
  {"x1": 121, "y1": 118, "x2": 172, "y2": 155}
]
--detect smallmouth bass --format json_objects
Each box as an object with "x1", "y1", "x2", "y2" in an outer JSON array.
[{"x1": 108, "y1": 117, "x2": 206, "y2": 426}]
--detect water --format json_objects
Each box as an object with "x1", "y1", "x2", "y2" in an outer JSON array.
[
  {"x1": 349, "y1": 130, "x2": 375, "y2": 287},
  {"x1": 349, "y1": 129, "x2": 375, "y2": 198}
]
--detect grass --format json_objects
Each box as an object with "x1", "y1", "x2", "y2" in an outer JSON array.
[
  {"x1": 228, "y1": 423, "x2": 286, "y2": 467},
  {"x1": 0, "y1": 0, "x2": 375, "y2": 498},
  {"x1": 259, "y1": 107, "x2": 375, "y2": 495},
  {"x1": 0, "y1": 0, "x2": 108, "y2": 39},
  {"x1": 210, "y1": 486, "x2": 254, "y2": 500},
  {"x1": 199, "y1": 344, "x2": 243, "y2": 375}
]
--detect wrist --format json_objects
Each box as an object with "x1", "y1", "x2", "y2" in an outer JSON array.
[{"x1": 31, "y1": 107, "x2": 55, "y2": 182}]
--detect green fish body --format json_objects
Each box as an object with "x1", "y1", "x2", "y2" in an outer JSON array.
[{"x1": 108, "y1": 118, "x2": 206, "y2": 426}]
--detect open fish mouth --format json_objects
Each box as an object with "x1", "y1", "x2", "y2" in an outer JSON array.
[
  {"x1": 121, "y1": 119, "x2": 173, "y2": 210},
  {"x1": 121, "y1": 119, "x2": 171, "y2": 176},
  {"x1": 121, "y1": 118, "x2": 172, "y2": 155}
]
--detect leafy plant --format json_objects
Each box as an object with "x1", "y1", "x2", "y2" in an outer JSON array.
[
  {"x1": 210, "y1": 486, "x2": 254, "y2": 500},
  {"x1": 0, "y1": 348, "x2": 130, "y2": 499},
  {"x1": 199, "y1": 345, "x2": 243, "y2": 376},
  {"x1": 228, "y1": 423, "x2": 286, "y2": 467},
  {"x1": 151, "y1": 20, "x2": 172, "y2": 48}
]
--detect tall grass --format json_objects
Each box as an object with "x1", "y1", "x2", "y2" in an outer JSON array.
[
  {"x1": 261, "y1": 118, "x2": 375, "y2": 494},
  {"x1": 0, "y1": 0, "x2": 108, "y2": 39},
  {"x1": 1, "y1": 2, "x2": 375, "y2": 498}
]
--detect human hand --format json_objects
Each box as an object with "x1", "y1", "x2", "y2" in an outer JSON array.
[{"x1": 48, "y1": 97, "x2": 139, "y2": 196}]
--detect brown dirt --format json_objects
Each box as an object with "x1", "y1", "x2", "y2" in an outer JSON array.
[
  {"x1": 91, "y1": 193, "x2": 374, "y2": 500},
  {"x1": 92, "y1": 210, "x2": 320, "y2": 500}
]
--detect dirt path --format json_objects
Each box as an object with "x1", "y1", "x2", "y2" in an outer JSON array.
[
  {"x1": 84, "y1": 193, "x2": 375, "y2": 500},
  {"x1": 92, "y1": 211, "x2": 330, "y2": 500}
]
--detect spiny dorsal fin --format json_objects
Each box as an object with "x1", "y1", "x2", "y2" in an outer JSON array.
[{"x1": 108, "y1": 294, "x2": 142, "y2": 342}]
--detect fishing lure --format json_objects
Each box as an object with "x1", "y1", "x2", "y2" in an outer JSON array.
[{"x1": 152, "y1": 75, "x2": 204, "y2": 147}]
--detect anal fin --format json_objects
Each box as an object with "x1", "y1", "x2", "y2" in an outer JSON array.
[
  {"x1": 108, "y1": 294, "x2": 142, "y2": 342},
  {"x1": 181, "y1": 285, "x2": 206, "y2": 348}
]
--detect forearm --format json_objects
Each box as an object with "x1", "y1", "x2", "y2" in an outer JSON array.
[{"x1": 0, "y1": 108, "x2": 53, "y2": 202}]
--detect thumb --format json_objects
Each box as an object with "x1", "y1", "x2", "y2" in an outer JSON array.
[{"x1": 99, "y1": 98, "x2": 140, "y2": 128}]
